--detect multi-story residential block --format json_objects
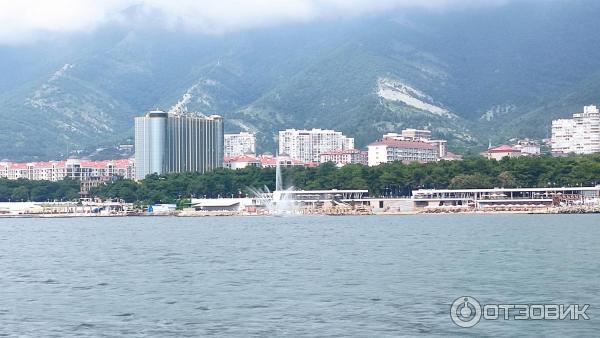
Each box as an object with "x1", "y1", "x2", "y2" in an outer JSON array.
[
  {"x1": 382, "y1": 130, "x2": 447, "y2": 158},
  {"x1": 0, "y1": 158, "x2": 135, "y2": 182},
  {"x1": 319, "y1": 149, "x2": 368, "y2": 166},
  {"x1": 278, "y1": 128, "x2": 354, "y2": 163},
  {"x1": 368, "y1": 139, "x2": 438, "y2": 166},
  {"x1": 224, "y1": 132, "x2": 256, "y2": 157},
  {"x1": 135, "y1": 110, "x2": 224, "y2": 179},
  {"x1": 552, "y1": 105, "x2": 600, "y2": 155}
]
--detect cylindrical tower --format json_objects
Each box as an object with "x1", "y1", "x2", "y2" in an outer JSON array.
[{"x1": 146, "y1": 110, "x2": 167, "y2": 175}]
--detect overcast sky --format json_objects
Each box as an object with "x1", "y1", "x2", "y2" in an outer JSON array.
[{"x1": 0, "y1": 0, "x2": 514, "y2": 44}]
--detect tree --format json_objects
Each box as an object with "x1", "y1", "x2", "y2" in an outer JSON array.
[{"x1": 11, "y1": 186, "x2": 29, "y2": 201}]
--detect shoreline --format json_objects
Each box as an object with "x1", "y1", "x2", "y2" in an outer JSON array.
[{"x1": 1, "y1": 208, "x2": 599, "y2": 218}]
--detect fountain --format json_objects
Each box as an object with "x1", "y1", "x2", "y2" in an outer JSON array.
[{"x1": 248, "y1": 154, "x2": 299, "y2": 215}]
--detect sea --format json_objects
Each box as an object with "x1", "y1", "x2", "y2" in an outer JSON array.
[{"x1": 0, "y1": 214, "x2": 598, "y2": 337}]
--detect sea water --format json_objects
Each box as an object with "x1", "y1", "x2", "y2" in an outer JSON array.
[{"x1": 0, "y1": 214, "x2": 598, "y2": 336}]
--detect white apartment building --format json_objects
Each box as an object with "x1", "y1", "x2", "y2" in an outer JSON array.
[
  {"x1": 368, "y1": 139, "x2": 438, "y2": 166},
  {"x1": 383, "y1": 130, "x2": 447, "y2": 158},
  {"x1": 279, "y1": 128, "x2": 354, "y2": 163},
  {"x1": 224, "y1": 132, "x2": 256, "y2": 157},
  {"x1": 0, "y1": 159, "x2": 135, "y2": 181},
  {"x1": 552, "y1": 105, "x2": 600, "y2": 155}
]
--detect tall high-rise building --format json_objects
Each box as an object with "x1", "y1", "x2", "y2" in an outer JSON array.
[
  {"x1": 224, "y1": 132, "x2": 256, "y2": 157},
  {"x1": 552, "y1": 105, "x2": 600, "y2": 155},
  {"x1": 135, "y1": 111, "x2": 224, "y2": 179},
  {"x1": 278, "y1": 128, "x2": 354, "y2": 163},
  {"x1": 135, "y1": 110, "x2": 167, "y2": 178}
]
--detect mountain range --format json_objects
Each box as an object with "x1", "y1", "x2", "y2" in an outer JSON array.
[{"x1": 2, "y1": 0, "x2": 600, "y2": 160}]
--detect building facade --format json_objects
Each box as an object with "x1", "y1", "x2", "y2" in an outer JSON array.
[
  {"x1": 224, "y1": 155, "x2": 261, "y2": 170},
  {"x1": 480, "y1": 145, "x2": 523, "y2": 160},
  {"x1": 382, "y1": 130, "x2": 447, "y2": 158},
  {"x1": 412, "y1": 186, "x2": 600, "y2": 210},
  {"x1": 319, "y1": 149, "x2": 368, "y2": 166},
  {"x1": 135, "y1": 111, "x2": 224, "y2": 179},
  {"x1": 552, "y1": 105, "x2": 600, "y2": 155},
  {"x1": 368, "y1": 139, "x2": 438, "y2": 166},
  {"x1": 224, "y1": 132, "x2": 256, "y2": 157},
  {"x1": 259, "y1": 154, "x2": 306, "y2": 168},
  {"x1": 278, "y1": 128, "x2": 354, "y2": 163},
  {"x1": 513, "y1": 139, "x2": 541, "y2": 155},
  {"x1": 400, "y1": 129, "x2": 432, "y2": 140},
  {"x1": 0, "y1": 158, "x2": 135, "y2": 182},
  {"x1": 135, "y1": 110, "x2": 167, "y2": 178}
]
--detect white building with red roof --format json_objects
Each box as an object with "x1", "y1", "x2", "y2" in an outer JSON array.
[
  {"x1": 258, "y1": 154, "x2": 305, "y2": 168},
  {"x1": 480, "y1": 145, "x2": 523, "y2": 160},
  {"x1": 224, "y1": 155, "x2": 261, "y2": 170},
  {"x1": 0, "y1": 158, "x2": 135, "y2": 182}
]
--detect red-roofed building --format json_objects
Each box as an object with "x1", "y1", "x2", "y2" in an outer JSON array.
[
  {"x1": 368, "y1": 139, "x2": 438, "y2": 166},
  {"x1": 224, "y1": 155, "x2": 261, "y2": 170},
  {"x1": 0, "y1": 158, "x2": 135, "y2": 182},
  {"x1": 480, "y1": 145, "x2": 523, "y2": 160},
  {"x1": 259, "y1": 154, "x2": 305, "y2": 168}
]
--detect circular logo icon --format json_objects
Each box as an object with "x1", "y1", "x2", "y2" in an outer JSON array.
[{"x1": 450, "y1": 296, "x2": 482, "y2": 328}]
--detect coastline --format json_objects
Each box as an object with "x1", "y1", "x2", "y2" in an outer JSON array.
[{"x1": 1, "y1": 207, "x2": 599, "y2": 218}]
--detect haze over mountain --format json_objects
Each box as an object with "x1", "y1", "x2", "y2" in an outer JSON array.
[{"x1": 1, "y1": 0, "x2": 600, "y2": 160}]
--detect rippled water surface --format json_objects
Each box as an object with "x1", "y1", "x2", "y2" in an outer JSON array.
[{"x1": 0, "y1": 215, "x2": 599, "y2": 337}]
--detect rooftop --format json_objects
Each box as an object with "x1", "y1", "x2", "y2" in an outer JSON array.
[
  {"x1": 320, "y1": 149, "x2": 365, "y2": 156},
  {"x1": 368, "y1": 139, "x2": 435, "y2": 150},
  {"x1": 486, "y1": 145, "x2": 521, "y2": 153},
  {"x1": 224, "y1": 155, "x2": 260, "y2": 163},
  {"x1": 0, "y1": 159, "x2": 133, "y2": 170}
]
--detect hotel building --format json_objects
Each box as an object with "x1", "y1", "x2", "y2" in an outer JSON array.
[
  {"x1": 224, "y1": 132, "x2": 256, "y2": 157},
  {"x1": 368, "y1": 139, "x2": 438, "y2": 166},
  {"x1": 135, "y1": 111, "x2": 224, "y2": 179},
  {"x1": 278, "y1": 128, "x2": 354, "y2": 163},
  {"x1": 319, "y1": 149, "x2": 368, "y2": 166},
  {"x1": 552, "y1": 105, "x2": 600, "y2": 155},
  {"x1": 0, "y1": 158, "x2": 135, "y2": 181},
  {"x1": 382, "y1": 130, "x2": 448, "y2": 158}
]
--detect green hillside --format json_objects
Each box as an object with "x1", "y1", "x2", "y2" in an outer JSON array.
[{"x1": 1, "y1": 0, "x2": 600, "y2": 160}]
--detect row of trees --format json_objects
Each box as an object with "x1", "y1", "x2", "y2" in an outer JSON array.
[
  {"x1": 90, "y1": 154, "x2": 600, "y2": 204},
  {"x1": 1, "y1": 154, "x2": 598, "y2": 203},
  {"x1": 0, "y1": 178, "x2": 80, "y2": 202}
]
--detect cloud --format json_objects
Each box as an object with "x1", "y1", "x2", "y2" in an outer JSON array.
[{"x1": 0, "y1": 0, "x2": 510, "y2": 43}]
